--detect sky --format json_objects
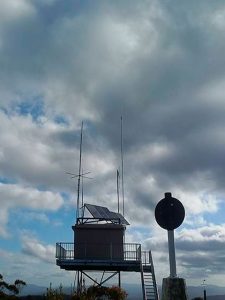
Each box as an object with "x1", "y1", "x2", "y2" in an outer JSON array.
[{"x1": 1, "y1": 0, "x2": 225, "y2": 291}]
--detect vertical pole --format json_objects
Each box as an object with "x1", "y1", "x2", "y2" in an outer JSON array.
[
  {"x1": 77, "y1": 271, "x2": 80, "y2": 295},
  {"x1": 117, "y1": 170, "x2": 120, "y2": 213},
  {"x1": 118, "y1": 271, "x2": 121, "y2": 288},
  {"x1": 76, "y1": 122, "x2": 83, "y2": 222},
  {"x1": 120, "y1": 116, "x2": 125, "y2": 216},
  {"x1": 204, "y1": 289, "x2": 206, "y2": 300},
  {"x1": 168, "y1": 230, "x2": 177, "y2": 278},
  {"x1": 202, "y1": 279, "x2": 207, "y2": 300}
]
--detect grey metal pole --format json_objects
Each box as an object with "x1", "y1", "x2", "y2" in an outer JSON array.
[
  {"x1": 202, "y1": 279, "x2": 207, "y2": 300},
  {"x1": 118, "y1": 271, "x2": 121, "y2": 288},
  {"x1": 168, "y1": 230, "x2": 177, "y2": 278}
]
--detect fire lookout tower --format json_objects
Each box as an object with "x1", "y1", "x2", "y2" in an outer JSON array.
[
  {"x1": 55, "y1": 123, "x2": 159, "y2": 300},
  {"x1": 56, "y1": 202, "x2": 159, "y2": 300}
]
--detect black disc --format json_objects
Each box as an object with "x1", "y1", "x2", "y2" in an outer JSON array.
[{"x1": 155, "y1": 192, "x2": 185, "y2": 230}]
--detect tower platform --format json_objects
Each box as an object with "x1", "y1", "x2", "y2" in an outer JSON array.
[{"x1": 56, "y1": 242, "x2": 152, "y2": 273}]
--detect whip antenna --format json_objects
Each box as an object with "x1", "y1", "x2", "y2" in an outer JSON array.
[
  {"x1": 76, "y1": 121, "x2": 83, "y2": 221},
  {"x1": 120, "y1": 116, "x2": 125, "y2": 216},
  {"x1": 117, "y1": 169, "x2": 120, "y2": 213}
]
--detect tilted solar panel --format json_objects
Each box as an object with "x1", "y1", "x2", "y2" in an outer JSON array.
[
  {"x1": 85, "y1": 204, "x2": 110, "y2": 219},
  {"x1": 116, "y1": 212, "x2": 130, "y2": 225},
  {"x1": 84, "y1": 203, "x2": 129, "y2": 225}
]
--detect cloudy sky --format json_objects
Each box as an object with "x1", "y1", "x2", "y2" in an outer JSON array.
[{"x1": 1, "y1": 0, "x2": 225, "y2": 291}]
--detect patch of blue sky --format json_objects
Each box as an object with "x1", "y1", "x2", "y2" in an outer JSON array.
[
  {"x1": 84, "y1": 120, "x2": 98, "y2": 135},
  {"x1": 36, "y1": 0, "x2": 93, "y2": 25},
  {"x1": 15, "y1": 97, "x2": 45, "y2": 121},
  {"x1": 60, "y1": 191, "x2": 72, "y2": 201},
  {"x1": 202, "y1": 201, "x2": 225, "y2": 225},
  {"x1": 127, "y1": 226, "x2": 151, "y2": 240},
  {"x1": 54, "y1": 115, "x2": 69, "y2": 126},
  {"x1": 51, "y1": 206, "x2": 75, "y2": 228},
  {"x1": 0, "y1": 237, "x2": 21, "y2": 253},
  {"x1": 7, "y1": 207, "x2": 73, "y2": 246},
  {"x1": 0, "y1": 177, "x2": 17, "y2": 184}
]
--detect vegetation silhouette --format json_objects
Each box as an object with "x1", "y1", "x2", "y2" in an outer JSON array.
[
  {"x1": 71, "y1": 285, "x2": 127, "y2": 300},
  {"x1": 0, "y1": 274, "x2": 26, "y2": 299},
  {"x1": 26, "y1": 282, "x2": 128, "y2": 300},
  {"x1": 44, "y1": 283, "x2": 64, "y2": 300}
]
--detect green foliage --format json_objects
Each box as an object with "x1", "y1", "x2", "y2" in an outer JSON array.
[
  {"x1": 107, "y1": 286, "x2": 127, "y2": 300},
  {"x1": 0, "y1": 274, "x2": 26, "y2": 299},
  {"x1": 44, "y1": 283, "x2": 64, "y2": 300},
  {"x1": 72, "y1": 285, "x2": 127, "y2": 300}
]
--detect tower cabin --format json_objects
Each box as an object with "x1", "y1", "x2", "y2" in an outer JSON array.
[
  {"x1": 56, "y1": 203, "x2": 159, "y2": 300},
  {"x1": 73, "y1": 204, "x2": 127, "y2": 262}
]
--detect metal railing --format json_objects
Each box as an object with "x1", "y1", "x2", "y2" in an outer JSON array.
[
  {"x1": 141, "y1": 251, "x2": 151, "y2": 266},
  {"x1": 56, "y1": 242, "x2": 74, "y2": 259},
  {"x1": 56, "y1": 242, "x2": 150, "y2": 263}
]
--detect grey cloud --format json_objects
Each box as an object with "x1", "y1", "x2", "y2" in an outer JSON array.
[
  {"x1": 1, "y1": 0, "x2": 225, "y2": 214},
  {"x1": 177, "y1": 239, "x2": 225, "y2": 252},
  {"x1": 2, "y1": 0, "x2": 225, "y2": 285},
  {"x1": 21, "y1": 236, "x2": 55, "y2": 264}
]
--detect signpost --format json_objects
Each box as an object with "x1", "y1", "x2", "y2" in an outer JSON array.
[{"x1": 155, "y1": 192, "x2": 188, "y2": 300}]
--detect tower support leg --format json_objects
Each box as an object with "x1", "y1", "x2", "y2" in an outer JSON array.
[{"x1": 118, "y1": 271, "x2": 121, "y2": 288}]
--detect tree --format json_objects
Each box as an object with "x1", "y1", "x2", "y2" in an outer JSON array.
[{"x1": 0, "y1": 274, "x2": 26, "y2": 299}]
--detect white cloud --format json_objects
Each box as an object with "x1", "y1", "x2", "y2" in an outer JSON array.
[
  {"x1": 0, "y1": 183, "x2": 64, "y2": 237},
  {"x1": 0, "y1": 208, "x2": 9, "y2": 238},
  {"x1": 23, "y1": 212, "x2": 49, "y2": 224},
  {"x1": 0, "y1": 183, "x2": 63, "y2": 210},
  {"x1": 178, "y1": 224, "x2": 225, "y2": 244},
  {"x1": 0, "y1": 246, "x2": 73, "y2": 287},
  {"x1": 21, "y1": 235, "x2": 55, "y2": 264},
  {"x1": 0, "y1": 111, "x2": 76, "y2": 189},
  {"x1": 210, "y1": 6, "x2": 225, "y2": 30},
  {"x1": 0, "y1": 0, "x2": 35, "y2": 23}
]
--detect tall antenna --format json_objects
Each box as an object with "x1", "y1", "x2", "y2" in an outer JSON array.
[
  {"x1": 120, "y1": 116, "x2": 125, "y2": 216},
  {"x1": 81, "y1": 168, "x2": 84, "y2": 209},
  {"x1": 117, "y1": 169, "x2": 120, "y2": 213},
  {"x1": 66, "y1": 122, "x2": 92, "y2": 223},
  {"x1": 76, "y1": 121, "x2": 83, "y2": 221}
]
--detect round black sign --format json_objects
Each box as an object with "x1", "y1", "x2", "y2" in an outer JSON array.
[{"x1": 155, "y1": 192, "x2": 185, "y2": 230}]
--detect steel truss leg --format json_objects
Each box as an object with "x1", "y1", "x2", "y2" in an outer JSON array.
[
  {"x1": 81, "y1": 271, "x2": 120, "y2": 287},
  {"x1": 118, "y1": 271, "x2": 121, "y2": 288},
  {"x1": 76, "y1": 270, "x2": 84, "y2": 295}
]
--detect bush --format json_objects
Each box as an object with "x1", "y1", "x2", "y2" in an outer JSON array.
[
  {"x1": 72, "y1": 285, "x2": 127, "y2": 300},
  {"x1": 44, "y1": 283, "x2": 64, "y2": 300}
]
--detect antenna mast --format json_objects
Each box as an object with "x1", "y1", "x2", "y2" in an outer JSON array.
[
  {"x1": 81, "y1": 168, "x2": 84, "y2": 209},
  {"x1": 120, "y1": 116, "x2": 125, "y2": 216},
  {"x1": 76, "y1": 121, "x2": 83, "y2": 222},
  {"x1": 117, "y1": 170, "x2": 120, "y2": 213}
]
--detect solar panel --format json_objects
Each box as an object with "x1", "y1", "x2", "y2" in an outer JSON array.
[
  {"x1": 85, "y1": 204, "x2": 110, "y2": 219},
  {"x1": 116, "y1": 212, "x2": 130, "y2": 225},
  {"x1": 84, "y1": 203, "x2": 129, "y2": 225},
  {"x1": 107, "y1": 211, "x2": 129, "y2": 225}
]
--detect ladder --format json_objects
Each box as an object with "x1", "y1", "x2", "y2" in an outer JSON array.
[{"x1": 141, "y1": 251, "x2": 159, "y2": 300}]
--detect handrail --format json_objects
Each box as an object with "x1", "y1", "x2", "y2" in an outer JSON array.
[
  {"x1": 56, "y1": 242, "x2": 149, "y2": 262},
  {"x1": 149, "y1": 250, "x2": 160, "y2": 300}
]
